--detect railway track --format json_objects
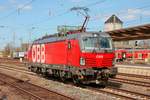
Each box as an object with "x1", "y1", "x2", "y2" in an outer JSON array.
[
  {"x1": 87, "y1": 86, "x2": 133, "y2": 100},
  {"x1": 2, "y1": 63, "x2": 150, "y2": 88},
  {"x1": 110, "y1": 77, "x2": 150, "y2": 87},
  {"x1": 0, "y1": 58, "x2": 20, "y2": 63},
  {"x1": 63, "y1": 81, "x2": 149, "y2": 100},
  {"x1": 0, "y1": 58, "x2": 25, "y2": 67},
  {"x1": 0, "y1": 63, "x2": 27, "y2": 70},
  {"x1": 87, "y1": 86, "x2": 150, "y2": 100},
  {"x1": 0, "y1": 72, "x2": 74, "y2": 100},
  {"x1": 105, "y1": 86, "x2": 150, "y2": 100},
  {"x1": 0, "y1": 63, "x2": 150, "y2": 99},
  {"x1": 118, "y1": 73, "x2": 150, "y2": 80},
  {"x1": 0, "y1": 64, "x2": 36, "y2": 76}
]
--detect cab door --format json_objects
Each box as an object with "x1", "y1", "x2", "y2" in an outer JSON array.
[
  {"x1": 67, "y1": 40, "x2": 72, "y2": 66},
  {"x1": 66, "y1": 40, "x2": 80, "y2": 67}
]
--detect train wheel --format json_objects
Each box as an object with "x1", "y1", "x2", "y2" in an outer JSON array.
[
  {"x1": 101, "y1": 83, "x2": 106, "y2": 88},
  {"x1": 42, "y1": 68, "x2": 48, "y2": 77},
  {"x1": 36, "y1": 67, "x2": 41, "y2": 74},
  {"x1": 59, "y1": 71, "x2": 66, "y2": 82},
  {"x1": 28, "y1": 67, "x2": 31, "y2": 71},
  {"x1": 100, "y1": 80, "x2": 108, "y2": 88},
  {"x1": 31, "y1": 66, "x2": 36, "y2": 72},
  {"x1": 72, "y1": 75, "x2": 81, "y2": 85}
]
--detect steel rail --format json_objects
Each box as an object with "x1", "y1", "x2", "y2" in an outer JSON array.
[
  {"x1": 118, "y1": 73, "x2": 150, "y2": 79},
  {"x1": 0, "y1": 72, "x2": 74, "y2": 100},
  {"x1": 110, "y1": 78, "x2": 150, "y2": 87}
]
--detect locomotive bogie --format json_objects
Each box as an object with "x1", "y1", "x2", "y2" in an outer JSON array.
[{"x1": 28, "y1": 62, "x2": 117, "y2": 85}]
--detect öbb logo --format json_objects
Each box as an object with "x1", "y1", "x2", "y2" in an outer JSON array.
[
  {"x1": 32, "y1": 44, "x2": 45, "y2": 63},
  {"x1": 96, "y1": 55, "x2": 103, "y2": 58}
]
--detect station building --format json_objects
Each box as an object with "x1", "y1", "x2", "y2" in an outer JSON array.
[
  {"x1": 104, "y1": 14, "x2": 150, "y2": 49},
  {"x1": 104, "y1": 14, "x2": 130, "y2": 48}
]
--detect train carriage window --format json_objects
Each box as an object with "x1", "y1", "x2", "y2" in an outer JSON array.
[
  {"x1": 122, "y1": 52, "x2": 126, "y2": 59},
  {"x1": 148, "y1": 53, "x2": 150, "y2": 58},
  {"x1": 138, "y1": 53, "x2": 142, "y2": 59}
]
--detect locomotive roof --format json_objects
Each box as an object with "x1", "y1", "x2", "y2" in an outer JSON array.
[
  {"x1": 32, "y1": 32, "x2": 110, "y2": 44},
  {"x1": 81, "y1": 32, "x2": 111, "y2": 37}
]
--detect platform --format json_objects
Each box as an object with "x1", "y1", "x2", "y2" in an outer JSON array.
[{"x1": 115, "y1": 64, "x2": 150, "y2": 76}]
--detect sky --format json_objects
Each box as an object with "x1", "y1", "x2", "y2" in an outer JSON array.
[{"x1": 0, "y1": 0, "x2": 150, "y2": 50}]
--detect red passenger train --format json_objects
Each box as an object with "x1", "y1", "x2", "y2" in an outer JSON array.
[
  {"x1": 27, "y1": 31, "x2": 117, "y2": 85},
  {"x1": 115, "y1": 49, "x2": 150, "y2": 62}
]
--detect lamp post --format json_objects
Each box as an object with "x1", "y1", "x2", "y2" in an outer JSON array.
[{"x1": 19, "y1": 38, "x2": 23, "y2": 51}]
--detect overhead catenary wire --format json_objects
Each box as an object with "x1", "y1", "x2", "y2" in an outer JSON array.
[
  {"x1": 87, "y1": 4, "x2": 150, "y2": 30},
  {"x1": 90, "y1": 4, "x2": 150, "y2": 21},
  {"x1": 3, "y1": 1, "x2": 150, "y2": 32},
  {"x1": 0, "y1": 0, "x2": 36, "y2": 20},
  {"x1": 24, "y1": 0, "x2": 107, "y2": 28},
  {"x1": 85, "y1": 0, "x2": 106, "y2": 7},
  {"x1": 26, "y1": 10, "x2": 70, "y2": 27},
  {"x1": 24, "y1": 0, "x2": 107, "y2": 40}
]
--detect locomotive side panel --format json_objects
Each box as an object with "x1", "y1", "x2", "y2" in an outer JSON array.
[
  {"x1": 45, "y1": 41, "x2": 67, "y2": 65},
  {"x1": 27, "y1": 47, "x2": 32, "y2": 62},
  {"x1": 28, "y1": 41, "x2": 68, "y2": 65}
]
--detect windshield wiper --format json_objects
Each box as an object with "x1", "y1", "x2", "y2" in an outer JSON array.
[{"x1": 93, "y1": 43, "x2": 99, "y2": 53}]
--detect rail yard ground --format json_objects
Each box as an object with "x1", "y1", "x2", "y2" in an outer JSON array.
[{"x1": 0, "y1": 58, "x2": 150, "y2": 100}]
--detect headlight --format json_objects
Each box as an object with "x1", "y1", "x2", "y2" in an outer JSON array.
[{"x1": 80, "y1": 57, "x2": 85, "y2": 65}]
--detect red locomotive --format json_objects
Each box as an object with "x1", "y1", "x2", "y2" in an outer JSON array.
[
  {"x1": 26, "y1": 31, "x2": 117, "y2": 85},
  {"x1": 27, "y1": 12, "x2": 117, "y2": 86}
]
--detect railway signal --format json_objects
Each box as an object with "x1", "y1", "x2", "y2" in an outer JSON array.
[{"x1": 135, "y1": 41, "x2": 138, "y2": 46}]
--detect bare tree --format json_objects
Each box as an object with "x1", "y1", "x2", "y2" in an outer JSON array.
[{"x1": 3, "y1": 43, "x2": 13, "y2": 57}]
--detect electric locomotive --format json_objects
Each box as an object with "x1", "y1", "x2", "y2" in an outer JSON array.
[{"x1": 27, "y1": 31, "x2": 117, "y2": 85}]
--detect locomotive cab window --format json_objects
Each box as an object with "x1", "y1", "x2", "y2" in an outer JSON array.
[
  {"x1": 99, "y1": 37, "x2": 112, "y2": 49},
  {"x1": 81, "y1": 35, "x2": 113, "y2": 52},
  {"x1": 82, "y1": 37, "x2": 99, "y2": 50},
  {"x1": 138, "y1": 53, "x2": 142, "y2": 59}
]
